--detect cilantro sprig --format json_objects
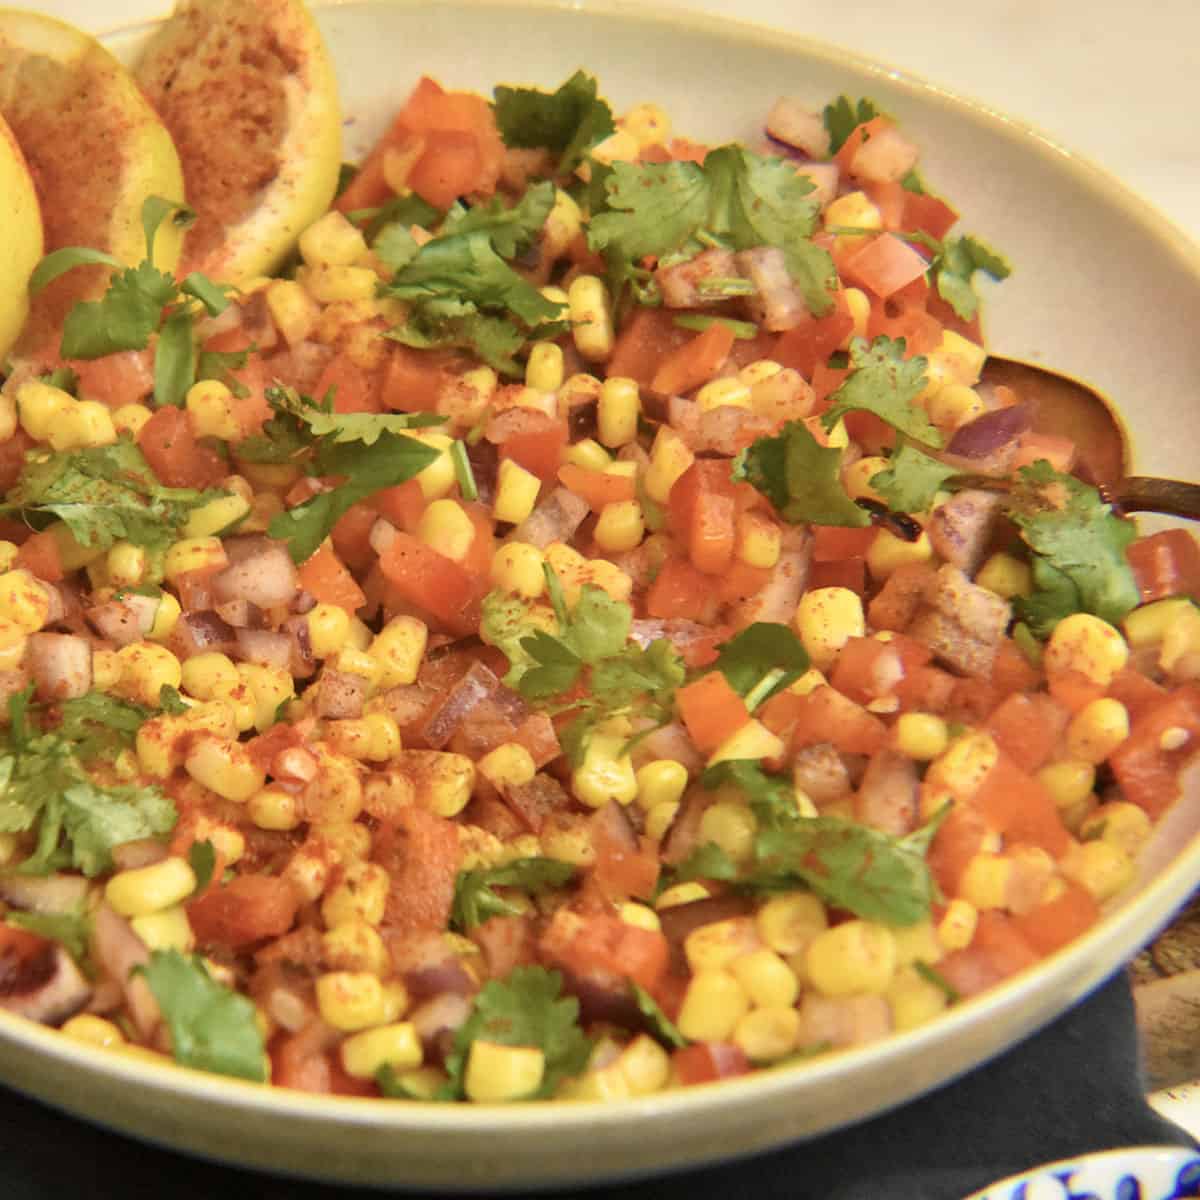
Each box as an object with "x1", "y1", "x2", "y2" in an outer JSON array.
[
  {"x1": 493, "y1": 71, "x2": 616, "y2": 174},
  {"x1": 823, "y1": 95, "x2": 880, "y2": 155},
  {"x1": 29, "y1": 196, "x2": 233, "y2": 408},
  {"x1": 451, "y1": 858, "x2": 576, "y2": 930},
  {"x1": 821, "y1": 336, "x2": 940, "y2": 447},
  {"x1": 711, "y1": 623, "x2": 809, "y2": 710}
]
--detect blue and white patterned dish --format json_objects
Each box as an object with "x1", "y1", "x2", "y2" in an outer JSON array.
[{"x1": 966, "y1": 1147, "x2": 1200, "y2": 1200}]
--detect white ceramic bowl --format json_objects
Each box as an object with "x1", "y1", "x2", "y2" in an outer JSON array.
[
  {"x1": 0, "y1": 0, "x2": 1198, "y2": 1189},
  {"x1": 964, "y1": 1146, "x2": 1200, "y2": 1200}
]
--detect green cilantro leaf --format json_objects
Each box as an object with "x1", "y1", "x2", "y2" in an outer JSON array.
[
  {"x1": 386, "y1": 309, "x2": 531, "y2": 377},
  {"x1": 441, "y1": 182, "x2": 557, "y2": 259},
  {"x1": 153, "y1": 308, "x2": 199, "y2": 408},
  {"x1": 58, "y1": 260, "x2": 177, "y2": 360},
  {"x1": 1008, "y1": 460, "x2": 1139, "y2": 635},
  {"x1": 299, "y1": 408, "x2": 446, "y2": 445},
  {"x1": 4, "y1": 907, "x2": 91, "y2": 965},
  {"x1": 632, "y1": 983, "x2": 688, "y2": 1048},
  {"x1": 0, "y1": 438, "x2": 221, "y2": 557},
  {"x1": 481, "y1": 589, "x2": 542, "y2": 687},
  {"x1": 158, "y1": 685, "x2": 189, "y2": 715},
  {"x1": 711, "y1": 622, "x2": 809, "y2": 705},
  {"x1": 350, "y1": 192, "x2": 442, "y2": 243},
  {"x1": 451, "y1": 858, "x2": 576, "y2": 930},
  {"x1": 137, "y1": 950, "x2": 267, "y2": 1082},
  {"x1": 443, "y1": 966, "x2": 592, "y2": 1100},
  {"x1": 823, "y1": 96, "x2": 880, "y2": 155},
  {"x1": 673, "y1": 840, "x2": 740, "y2": 883},
  {"x1": 493, "y1": 70, "x2": 615, "y2": 173},
  {"x1": 268, "y1": 432, "x2": 440, "y2": 563},
  {"x1": 53, "y1": 691, "x2": 152, "y2": 761},
  {"x1": 733, "y1": 419, "x2": 870, "y2": 527},
  {"x1": 188, "y1": 839, "x2": 218, "y2": 897},
  {"x1": 933, "y1": 234, "x2": 1011, "y2": 322},
  {"x1": 701, "y1": 760, "x2": 798, "y2": 831},
  {"x1": 869, "y1": 443, "x2": 959, "y2": 513},
  {"x1": 822, "y1": 336, "x2": 941, "y2": 447}
]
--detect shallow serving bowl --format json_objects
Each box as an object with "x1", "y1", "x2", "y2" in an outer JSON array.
[{"x1": 0, "y1": 0, "x2": 1198, "y2": 1189}]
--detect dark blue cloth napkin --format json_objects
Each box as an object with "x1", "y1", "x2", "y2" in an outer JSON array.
[{"x1": 0, "y1": 970, "x2": 1191, "y2": 1200}]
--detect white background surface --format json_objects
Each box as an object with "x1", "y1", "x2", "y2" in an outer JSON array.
[{"x1": 12, "y1": 0, "x2": 1200, "y2": 244}]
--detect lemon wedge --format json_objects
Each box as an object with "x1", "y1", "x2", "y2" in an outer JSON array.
[
  {"x1": 0, "y1": 110, "x2": 42, "y2": 362},
  {"x1": 135, "y1": 0, "x2": 343, "y2": 287},
  {"x1": 0, "y1": 9, "x2": 186, "y2": 356}
]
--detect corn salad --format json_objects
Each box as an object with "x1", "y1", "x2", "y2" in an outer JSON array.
[{"x1": 0, "y1": 59, "x2": 1198, "y2": 1106}]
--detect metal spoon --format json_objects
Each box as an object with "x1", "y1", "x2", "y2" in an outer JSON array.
[{"x1": 980, "y1": 356, "x2": 1200, "y2": 521}]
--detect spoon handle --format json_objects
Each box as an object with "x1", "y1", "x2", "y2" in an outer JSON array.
[{"x1": 1116, "y1": 477, "x2": 1200, "y2": 522}]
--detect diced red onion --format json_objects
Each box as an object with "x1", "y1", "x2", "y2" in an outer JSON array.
[
  {"x1": 421, "y1": 660, "x2": 501, "y2": 749},
  {"x1": 85, "y1": 596, "x2": 157, "y2": 646},
  {"x1": 291, "y1": 590, "x2": 318, "y2": 616},
  {"x1": 173, "y1": 611, "x2": 237, "y2": 658},
  {"x1": 855, "y1": 749, "x2": 919, "y2": 837},
  {"x1": 849, "y1": 126, "x2": 920, "y2": 183},
  {"x1": 272, "y1": 746, "x2": 319, "y2": 785},
  {"x1": 90, "y1": 903, "x2": 159, "y2": 1039},
  {"x1": 656, "y1": 894, "x2": 755, "y2": 950},
  {"x1": 946, "y1": 403, "x2": 1032, "y2": 459},
  {"x1": 212, "y1": 537, "x2": 298, "y2": 609},
  {"x1": 667, "y1": 395, "x2": 702, "y2": 445},
  {"x1": 111, "y1": 839, "x2": 170, "y2": 871},
  {"x1": 736, "y1": 246, "x2": 808, "y2": 332},
  {"x1": 265, "y1": 984, "x2": 313, "y2": 1034},
  {"x1": 0, "y1": 873, "x2": 89, "y2": 915},
  {"x1": 0, "y1": 942, "x2": 91, "y2": 1027},
  {"x1": 235, "y1": 627, "x2": 293, "y2": 670},
  {"x1": 654, "y1": 247, "x2": 740, "y2": 309},
  {"x1": 213, "y1": 597, "x2": 263, "y2": 629},
  {"x1": 506, "y1": 487, "x2": 588, "y2": 547},
  {"x1": 369, "y1": 517, "x2": 398, "y2": 556},
  {"x1": 315, "y1": 668, "x2": 367, "y2": 719},
  {"x1": 281, "y1": 614, "x2": 316, "y2": 679},
  {"x1": 764, "y1": 97, "x2": 831, "y2": 159},
  {"x1": 27, "y1": 632, "x2": 92, "y2": 701},
  {"x1": 794, "y1": 162, "x2": 840, "y2": 209},
  {"x1": 697, "y1": 405, "x2": 774, "y2": 455},
  {"x1": 731, "y1": 526, "x2": 811, "y2": 627}
]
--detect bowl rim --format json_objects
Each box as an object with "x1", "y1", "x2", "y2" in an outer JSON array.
[
  {"x1": 961, "y1": 1144, "x2": 1200, "y2": 1198},
  {"x1": 2, "y1": 0, "x2": 1198, "y2": 1149}
]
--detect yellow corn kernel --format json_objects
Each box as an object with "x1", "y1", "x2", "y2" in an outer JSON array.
[
  {"x1": 340, "y1": 1022, "x2": 422, "y2": 1079},
  {"x1": 621, "y1": 102, "x2": 671, "y2": 149},
  {"x1": 1063, "y1": 839, "x2": 1136, "y2": 902},
  {"x1": 683, "y1": 917, "x2": 758, "y2": 973},
  {"x1": 180, "y1": 652, "x2": 240, "y2": 701},
  {"x1": 866, "y1": 528, "x2": 933, "y2": 579},
  {"x1": 113, "y1": 643, "x2": 182, "y2": 707},
  {"x1": 1067, "y1": 698, "x2": 1130, "y2": 764},
  {"x1": 842, "y1": 455, "x2": 889, "y2": 503},
  {"x1": 365, "y1": 616, "x2": 427, "y2": 690},
  {"x1": 164, "y1": 537, "x2": 227, "y2": 583},
  {"x1": 890, "y1": 920, "x2": 943, "y2": 967},
  {"x1": 1044, "y1": 613, "x2": 1129, "y2": 687},
  {"x1": 976, "y1": 552, "x2": 1033, "y2": 600},
  {"x1": 731, "y1": 947, "x2": 799, "y2": 1009},
  {"x1": 696, "y1": 802, "x2": 758, "y2": 865},
  {"x1": 583, "y1": 557, "x2": 633, "y2": 604},
  {"x1": 894, "y1": 712, "x2": 949, "y2": 761},
  {"x1": 236, "y1": 662, "x2": 296, "y2": 732},
  {"x1": 643, "y1": 800, "x2": 679, "y2": 842},
  {"x1": 937, "y1": 899, "x2": 979, "y2": 952},
  {"x1": 696, "y1": 377, "x2": 751, "y2": 412},
  {"x1": 887, "y1": 966, "x2": 949, "y2": 1031},
  {"x1": 303, "y1": 603, "x2": 350, "y2": 660},
  {"x1": 438, "y1": 365, "x2": 497, "y2": 429},
  {"x1": 655, "y1": 881, "x2": 712, "y2": 910},
  {"x1": 593, "y1": 500, "x2": 645, "y2": 554},
  {"x1": 806, "y1": 920, "x2": 897, "y2": 997},
  {"x1": 644, "y1": 426, "x2": 695, "y2": 505},
  {"x1": 395, "y1": 749, "x2": 475, "y2": 818},
  {"x1": 490, "y1": 542, "x2": 545, "y2": 599},
  {"x1": 185, "y1": 379, "x2": 240, "y2": 440},
  {"x1": 568, "y1": 275, "x2": 615, "y2": 362},
  {"x1": 16, "y1": 380, "x2": 72, "y2": 440},
  {"x1": 597, "y1": 376, "x2": 640, "y2": 448},
  {"x1": 562, "y1": 438, "x2": 610, "y2": 472},
  {"x1": 733, "y1": 1006, "x2": 801, "y2": 1063},
  {"x1": 148, "y1": 591, "x2": 181, "y2": 642},
  {"x1": 589, "y1": 127, "x2": 640, "y2": 165},
  {"x1": 612, "y1": 1033, "x2": 670, "y2": 1096},
  {"x1": 325, "y1": 711, "x2": 402, "y2": 762},
  {"x1": 738, "y1": 359, "x2": 783, "y2": 387},
  {"x1": 492, "y1": 458, "x2": 541, "y2": 525},
  {"x1": 541, "y1": 545, "x2": 587, "y2": 599},
  {"x1": 321, "y1": 861, "x2": 390, "y2": 930},
  {"x1": 477, "y1": 742, "x2": 536, "y2": 790},
  {"x1": 266, "y1": 278, "x2": 321, "y2": 344},
  {"x1": 926, "y1": 730, "x2": 999, "y2": 800},
  {"x1": 409, "y1": 432, "x2": 456, "y2": 501},
  {"x1": 48, "y1": 399, "x2": 116, "y2": 451},
  {"x1": 315, "y1": 971, "x2": 389, "y2": 1033},
  {"x1": 322, "y1": 919, "x2": 390, "y2": 975},
  {"x1": 91, "y1": 648, "x2": 122, "y2": 692},
  {"x1": 524, "y1": 341, "x2": 565, "y2": 394},
  {"x1": 558, "y1": 372, "x2": 603, "y2": 407},
  {"x1": 677, "y1": 969, "x2": 751, "y2": 1042},
  {"x1": 795, "y1": 586, "x2": 865, "y2": 670},
  {"x1": 105, "y1": 857, "x2": 197, "y2": 918},
  {"x1": 736, "y1": 512, "x2": 781, "y2": 569},
  {"x1": 0, "y1": 569, "x2": 50, "y2": 633},
  {"x1": 755, "y1": 892, "x2": 828, "y2": 957},
  {"x1": 572, "y1": 731, "x2": 638, "y2": 808},
  {"x1": 183, "y1": 492, "x2": 252, "y2": 539},
  {"x1": 611, "y1": 901, "x2": 659, "y2": 934},
  {"x1": 542, "y1": 188, "x2": 583, "y2": 260},
  {"x1": 934, "y1": 330, "x2": 987, "y2": 388},
  {"x1": 299, "y1": 210, "x2": 368, "y2": 268},
  {"x1": 464, "y1": 1040, "x2": 545, "y2": 1102},
  {"x1": 824, "y1": 190, "x2": 882, "y2": 234},
  {"x1": 0, "y1": 394, "x2": 16, "y2": 442},
  {"x1": 1123, "y1": 596, "x2": 1193, "y2": 649},
  {"x1": 417, "y1": 499, "x2": 476, "y2": 562},
  {"x1": 184, "y1": 736, "x2": 266, "y2": 802},
  {"x1": 246, "y1": 786, "x2": 300, "y2": 831},
  {"x1": 789, "y1": 667, "x2": 828, "y2": 697},
  {"x1": 0, "y1": 542, "x2": 16, "y2": 573},
  {"x1": 1159, "y1": 605, "x2": 1200, "y2": 675},
  {"x1": 110, "y1": 403, "x2": 152, "y2": 438},
  {"x1": 538, "y1": 818, "x2": 595, "y2": 867},
  {"x1": 61, "y1": 1014, "x2": 126, "y2": 1049},
  {"x1": 959, "y1": 852, "x2": 1013, "y2": 911},
  {"x1": 927, "y1": 384, "x2": 986, "y2": 434},
  {"x1": 841, "y1": 287, "x2": 871, "y2": 345},
  {"x1": 635, "y1": 760, "x2": 688, "y2": 812},
  {"x1": 105, "y1": 542, "x2": 146, "y2": 590},
  {"x1": 707, "y1": 719, "x2": 782, "y2": 767},
  {"x1": 1079, "y1": 802, "x2": 1152, "y2": 858},
  {"x1": 130, "y1": 905, "x2": 196, "y2": 953}
]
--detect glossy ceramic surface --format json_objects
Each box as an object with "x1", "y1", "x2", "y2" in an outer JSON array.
[
  {"x1": 0, "y1": 0, "x2": 1197, "y2": 1189},
  {"x1": 965, "y1": 1147, "x2": 1200, "y2": 1200}
]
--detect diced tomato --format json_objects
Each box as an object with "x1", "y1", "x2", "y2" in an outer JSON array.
[
  {"x1": 557, "y1": 463, "x2": 636, "y2": 512},
  {"x1": 1012, "y1": 882, "x2": 1099, "y2": 957},
  {"x1": 407, "y1": 130, "x2": 485, "y2": 210},
  {"x1": 973, "y1": 753, "x2": 1069, "y2": 857},
  {"x1": 783, "y1": 685, "x2": 888, "y2": 757},
  {"x1": 331, "y1": 502, "x2": 381, "y2": 571},
  {"x1": 774, "y1": 291, "x2": 855, "y2": 380},
  {"x1": 71, "y1": 349, "x2": 155, "y2": 406},
  {"x1": 607, "y1": 307, "x2": 694, "y2": 389},
  {"x1": 1010, "y1": 431, "x2": 1077, "y2": 474},
  {"x1": 313, "y1": 353, "x2": 380, "y2": 414},
  {"x1": 187, "y1": 875, "x2": 299, "y2": 949},
  {"x1": 0, "y1": 430, "x2": 32, "y2": 493},
  {"x1": 1046, "y1": 667, "x2": 1106, "y2": 714},
  {"x1": 672, "y1": 1042, "x2": 751, "y2": 1086},
  {"x1": 15, "y1": 530, "x2": 63, "y2": 583},
  {"x1": 970, "y1": 910, "x2": 1042, "y2": 978},
  {"x1": 457, "y1": 502, "x2": 496, "y2": 584},
  {"x1": 862, "y1": 180, "x2": 906, "y2": 230},
  {"x1": 650, "y1": 321, "x2": 735, "y2": 397},
  {"x1": 867, "y1": 298, "x2": 943, "y2": 356},
  {"x1": 925, "y1": 289, "x2": 982, "y2": 346},
  {"x1": 643, "y1": 557, "x2": 719, "y2": 623},
  {"x1": 676, "y1": 671, "x2": 750, "y2": 753},
  {"x1": 927, "y1": 801, "x2": 989, "y2": 896},
  {"x1": 296, "y1": 542, "x2": 366, "y2": 614},
  {"x1": 984, "y1": 693, "x2": 1070, "y2": 773},
  {"x1": 829, "y1": 636, "x2": 905, "y2": 706},
  {"x1": 894, "y1": 664, "x2": 956, "y2": 714},
  {"x1": 902, "y1": 190, "x2": 959, "y2": 241},
  {"x1": 990, "y1": 639, "x2": 1042, "y2": 696},
  {"x1": 668, "y1": 460, "x2": 739, "y2": 575},
  {"x1": 842, "y1": 409, "x2": 897, "y2": 454},
  {"x1": 497, "y1": 413, "x2": 567, "y2": 483},
  {"x1": 718, "y1": 561, "x2": 772, "y2": 606},
  {"x1": 841, "y1": 233, "x2": 930, "y2": 300},
  {"x1": 379, "y1": 344, "x2": 457, "y2": 413},
  {"x1": 546, "y1": 912, "x2": 670, "y2": 994},
  {"x1": 811, "y1": 524, "x2": 877, "y2": 562},
  {"x1": 1110, "y1": 687, "x2": 1200, "y2": 819},
  {"x1": 590, "y1": 820, "x2": 660, "y2": 903},
  {"x1": 1107, "y1": 666, "x2": 1168, "y2": 724},
  {"x1": 137, "y1": 406, "x2": 226, "y2": 488},
  {"x1": 374, "y1": 805, "x2": 463, "y2": 935},
  {"x1": 835, "y1": 115, "x2": 891, "y2": 176},
  {"x1": 1126, "y1": 529, "x2": 1200, "y2": 604},
  {"x1": 377, "y1": 531, "x2": 479, "y2": 633},
  {"x1": 811, "y1": 361, "x2": 851, "y2": 403},
  {"x1": 371, "y1": 478, "x2": 426, "y2": 534},
  {"x1": 807, "y1": 557, "x2": 866, "y2": 594}
]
